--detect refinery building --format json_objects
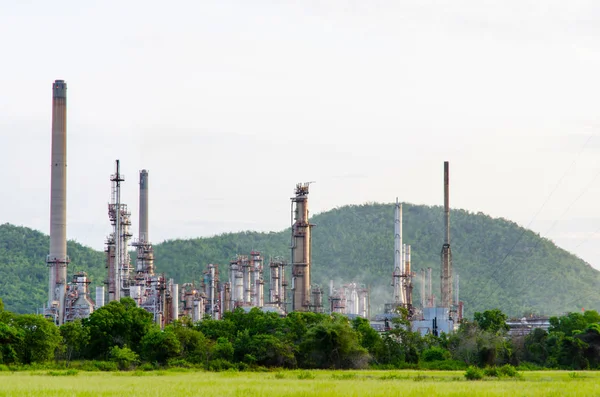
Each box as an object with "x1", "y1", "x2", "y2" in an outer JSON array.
[{"x1": 43, "y1": 79, "x2": 462, "y2": 334}]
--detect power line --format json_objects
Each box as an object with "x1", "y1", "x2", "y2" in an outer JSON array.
[
  {"x1": 491, "y1": 136, "x2": 600, "y2": 303},
  {"x1": 469, "y1": 134, "x2": 595, "y2": 305}
]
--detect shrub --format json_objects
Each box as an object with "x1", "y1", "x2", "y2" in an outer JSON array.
[
  {"x1": 420, "y1": 360, "x2": 467, "y2": 370},
  {"x1": 236, "y1": 362, "x2": 249, "y2": 371},
  {"x1": 109, "y1": 346, "x2": 140, "y2": 371},
  {"x1": 422, "y1": 347, "x2": 451, "y2": 362},
  {"x1": 498, "y1": 364, "x2": 518, "y2": 378},
  {"x1": 379, "y1": 373, "x2": 407, "y2": 380},
  {"x1": 516, "y1": 362, "x2": 543, "y2": 371},
  {"x1": 484, "y1": 366, "x2": 500, "y2": 377},
  {"x1": 331, "y1": 373, "x2": 356, "y2": 380},
  {"x1": 207, "y1": 359, "x2": 235, "y2": 372},
  {"x1": 80, "y1": 361, "x2": 118, "y2": 372},
  {"x1": 465, "y1": 366, "x2": 484, "y2": 380},
  {"x1": 167, "y1": 358, "x2": 192, "y2": 368},
  {"x1": 139, "y1": 363, "x2": 155, "y2": 371},
  {"x1": 297, "y1": 371, "x2": 315, "y2": 380},
  {"x1": 46, "y1": 369, "x2": 78, "y2": 376},
  {"x1": 274, "y1": 372, "x2": 285, "y2": 379}
]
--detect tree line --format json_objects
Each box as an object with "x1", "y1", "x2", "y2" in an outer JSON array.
[{"x1": 1, "y1": 297, "x2": 600, "y2": 371}]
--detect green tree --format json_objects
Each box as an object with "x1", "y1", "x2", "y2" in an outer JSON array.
[
  {"x1": 523, "y1": 328, "x2": 548, "y2": 365},
  {"x1": 234, "y1": 332, "x2": 296, "y2": 368},
  {"x1": 168, "y1": 319, "x2": 210, "y2": 365},
  {"x1": 140, "y1": 327, "x2": 182, "y2": 364},
  {"x1": 0, "y1": 321, "x2": 22, "y2": 364},
  {"x1": 195, "y1": 318, "x2": 237, "y2": 341},
  {"x1": 558, "y1": 336, "x2": 589, "y2": 369},
  {"x1": 388, "y1": 307, "x2": 423, "y2": 364},
  {"x1": 352, "y1": 316, "x2": 383, "y2": 358},
  {"x1": 298, "y1": 315, "x2": 370, "y2": 369},
  {"x1": 59, "y1": 319, "x2": 90, "y2": 363},
  {"x1": 474, "y1": 309, "x2": 509, "y2": 334},
  {"x1": 549, "y1": 311, "x2": 600, "y2": 337},
  {"x1": 449, "y1": 320, "x2": 510, "y2": 367},
  {"x1": 84, "y1": 298, "x2": 153, "y2": 358},
  {"x1": 211, "y1": 337, "x2": 234, "y2": 362},
  {"x1": 13, "y1": 314, "x2": 61, "y2": 364}
]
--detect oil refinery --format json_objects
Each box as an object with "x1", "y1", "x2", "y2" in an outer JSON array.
[{"x1": 42, "y1": 79, "x2": 462, "y2": 334}]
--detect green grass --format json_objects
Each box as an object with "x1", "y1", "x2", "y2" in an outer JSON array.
[{"x1": 0, "y1": 370, "x2": 599, "y2": 396}]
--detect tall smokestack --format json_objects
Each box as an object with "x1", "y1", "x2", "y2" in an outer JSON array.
[
  {"x1": 441, "y1": 161, "x2": 453, "y2": 308},
  {"x1": 134, "y1": 169, "x2": 154, "y2": 275},
  {"x1": 139, "y1": 170, "x2": 149, "y2": 242},
  {"x1": 444, "y1": 162, "x2": 450, "y2": 246},
  {"x1": 47, "y1": 79, "x2": 69, "y2": 325}
]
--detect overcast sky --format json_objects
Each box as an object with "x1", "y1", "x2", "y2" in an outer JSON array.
[{"x1": 2, "y1": 1, "x2": 600, "y2": 270}]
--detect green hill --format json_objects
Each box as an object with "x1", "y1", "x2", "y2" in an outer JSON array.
[
  {"x1": 1, "y1": 203, "x2": 599, "y2": 317},
  {"x1": 0, "y1": 223, "x2": 106, "y2": 314}
]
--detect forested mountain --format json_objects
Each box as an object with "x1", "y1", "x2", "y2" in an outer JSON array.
[
  {"x1": 0, "y1": 224, "x2": 105, "y2": 314},
  {"x1": 1, "y1": 203, "x2": 599, "y2": 317}
]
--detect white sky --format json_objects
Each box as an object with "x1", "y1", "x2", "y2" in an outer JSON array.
[{"x1": 1, "y1": 1, "x2": 600, "y2": 269}]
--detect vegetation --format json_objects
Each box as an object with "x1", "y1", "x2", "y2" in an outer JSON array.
[
  {"x1": 1, "y1": 370, "x2": 600, "y2": 396},
  {"x1": 1, "y1": 202, "x2": 599, "y2": 317},
  {"x1": 0, "y1": 223, "x2": 105, "y2": 314},
  {"x1": 1, "y1": 299, "x2": 600, "y2": 373}
]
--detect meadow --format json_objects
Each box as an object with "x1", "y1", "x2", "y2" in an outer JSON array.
[{"x1": 0, "y1": 370, "x2": 598, "y2": 397}]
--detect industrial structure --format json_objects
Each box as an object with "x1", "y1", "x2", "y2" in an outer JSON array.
[
  {"x1": 328, "y1": 281, "x2": 369, "y2": 318},
  {"x1": 225, "y1": 252, "x2": 265, "y2": 310},
  {"x1": 40, "y1": 80, "x2": 466, "y2": 332},
  {"x1": 44, "y1": 80, "x2": 95, "y2": 324},
  {"x1": 441, "y1": 161, "x2": 453, "y2": 309},
  {"x1": 291, "y1": 182, "x2": 322, "y2": 313},
  {"x1": 101, "y1": 162, "x2": 176, "y2": 327},
  {"x1": 412, "y1": 161, "x2": 462, "y2": 335},
  {"x1": 384, "y1": 199, "x2": 414, "y2": 316},
  {"x1": 45, "y1": 79, "x2": 70, "y2": 324},
  {"x1": 267, "y1": 257, "x2": 287, "y2": 312}
]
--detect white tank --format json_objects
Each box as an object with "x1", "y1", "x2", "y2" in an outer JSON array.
[
  {"x1": 130, "y1": 286, "x2": 142, "y2": 302},
  {"x1": 95, "y1": 286, "x2": 105, "y2": 308}
]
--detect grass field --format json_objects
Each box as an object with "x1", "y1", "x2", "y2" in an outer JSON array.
[{"x1": 0, "y1": 370, "x2": 598, "y2": 396}]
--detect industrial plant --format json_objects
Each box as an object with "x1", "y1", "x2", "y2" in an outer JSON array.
[{"x1": 42, "y1": 79, "x2": 462, "y2": 334}]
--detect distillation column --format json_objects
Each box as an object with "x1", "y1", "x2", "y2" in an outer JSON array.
[
  {"x1": 440, "y1": 161, "x2": 453, "y2": 308},
  {"x1": 269, "y1": 260, "x2": 280, "y2": 305},
  {"x1": 291, "y1": 183, "x2": 312, "y2": 312},
  {"x1": 392, "y1": 199, "x2": 404, "y2": 306},
  {"x1": 47, "y1": 79, "x2": 69, "y2": 325}
]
